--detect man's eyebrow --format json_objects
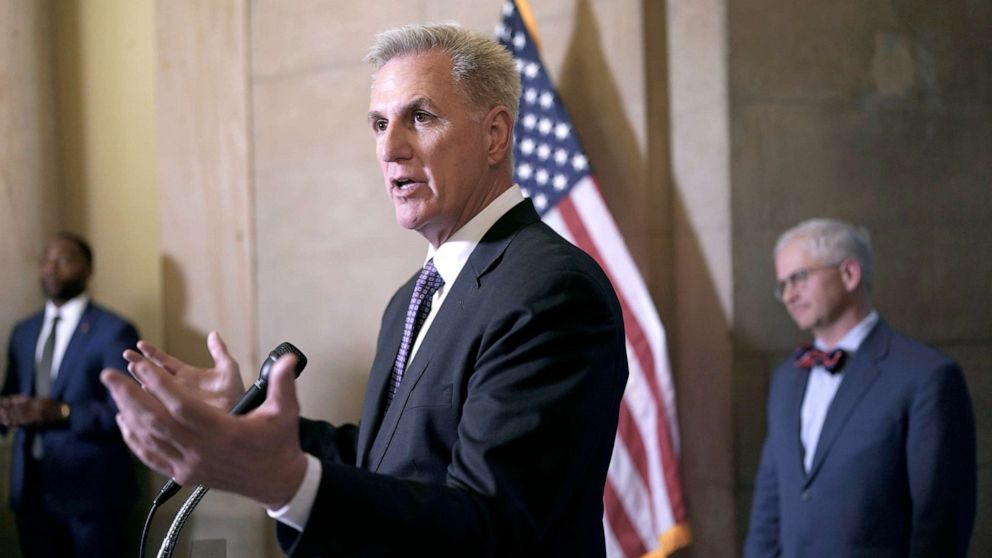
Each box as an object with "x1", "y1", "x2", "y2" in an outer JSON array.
[{"x1": 367, "y1": 97, "x2": 437, "y2": 122}]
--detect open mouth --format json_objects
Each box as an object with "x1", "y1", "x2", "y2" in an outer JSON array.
[{"x1": 393, "y1": 178, "x2": 424, "y2": 192}]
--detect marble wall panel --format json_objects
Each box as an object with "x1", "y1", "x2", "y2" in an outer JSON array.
[
  {"x1": 155, "y1": 0, "x2": 265, "y2": 554},
  {"x1": 0, "y1": 4, "x2": 58, "y2": 556},
  {"x1": 251, "y1": 0, "x2": 420, "y2": 78}
]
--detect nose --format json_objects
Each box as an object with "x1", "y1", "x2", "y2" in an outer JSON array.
[{"x1": 378, "y1": 121, "x2": 412, "y2": 163}]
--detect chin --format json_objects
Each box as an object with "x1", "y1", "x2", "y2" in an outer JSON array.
[{"x1": 789, "y1": 313, "x2": 814, "y2": 331}]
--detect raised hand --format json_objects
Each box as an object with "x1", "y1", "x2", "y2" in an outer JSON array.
[
  {"x1": 101, "y1": 352, "x2": 308, "y2": 509},
  {"x1": 124, "y1": 331, "x2": 245, "y2": 411}
]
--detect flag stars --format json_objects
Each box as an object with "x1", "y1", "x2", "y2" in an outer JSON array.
[
  {"x1": 520, "y1": 138, "x2": 536, "y2": 155},
  {"x1": 572, "y1": 153, "x2": 588, "y2": 171},
  {"x1": 554, "y1": 122, "x2": 571, "y2": 139},
  {"x1": 522, "y1": 113, "x2": 537, "y2": 130},
  {"x1": 524, "y1": 88, "x2": 538, "y2": 105},
  {"x1": 553, "y1": 174, "x2": 568, "y2": 190},
  {"x1": 536, "y1": 169, "x2": 549, "y2": 185},
  {"x1": 502, "y1": 1, "x2": 514, "y2": 17},
  {"x1": 534, "y1": 193, "x2": 548, "y2": 211},
  {"x1": 539, "y1": 91, "x2": 554, "y2": 109},
  {"x1": 517, "y1": 163, "x2": 533, "y2": 180},
  {"x1": 537, "y1": 143, "x2": 551, "y2": 160},
  {"x1": 524, "y1": 62, "x2": 539, "y2": 79},
  {"x1": 513, "y1": 32, "x2": 526, "y2": 50},
  {"x1": 538, "y1": 118, "x2": 553, "y2": 135},
  {"x1": 495, "y1": 23, "x2": 509, "y2": 41},
  {"x1": 554, "y1": 148, "x2": 569, "y2": 165}
]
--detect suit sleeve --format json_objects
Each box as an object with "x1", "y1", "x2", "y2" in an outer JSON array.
[
  {"x1": 283, "y1": 267, "x2": 626, "y2": 557},
  {"x1": 744, "y1": 403, "x2": 782, "y2": 558},
  {"x1": 63, "y1": 320, "x2": 140, "y2": 437},
  {"x1": 1, "y1": 330, "x2": 22, "y2": 436},
  {"x1": 297, "y1": 418, "x2": 359, "y2": 466},
  {"x1": 906, "y1": 361, "x2": 976, "y2": 557}
]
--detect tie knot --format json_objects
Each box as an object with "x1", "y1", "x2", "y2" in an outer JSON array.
[{"x1": 793, "y1": 344, "x2": 847, "y2": 373}]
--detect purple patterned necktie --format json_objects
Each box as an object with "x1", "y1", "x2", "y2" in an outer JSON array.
[{"x1": 385, "y1": 259, "x2": 444, "y2": 407}]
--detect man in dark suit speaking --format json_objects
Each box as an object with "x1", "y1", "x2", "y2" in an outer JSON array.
[
  {"x1": 744, "y1": 218, "x2": 976, "y2": 557},
  {"x1": 1, "y1": 232, "x2": 140, "y2": 557},
  {"x1": 102, "y1": 23, "x2": 628, "y2": 556}
]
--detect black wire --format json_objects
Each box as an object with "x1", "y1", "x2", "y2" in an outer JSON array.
[
  {"x1": 139, "y1": 499, "x2": 159, "y2": 558},
  {"x1": 141, "y1": 480, "x2": 181, "y2": 558}
]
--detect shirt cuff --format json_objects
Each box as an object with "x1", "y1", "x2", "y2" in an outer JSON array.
[{"x1": 265, "y1": 453, "x2": 322, "y2": 532}]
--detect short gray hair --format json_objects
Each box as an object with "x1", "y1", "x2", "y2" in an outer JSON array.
[
  {"x1": 365, "y1": 23, "x2": 520, "y2": 124},
  {"x1": 775, "y1": 218, "x2": 874, "y2": 290}
]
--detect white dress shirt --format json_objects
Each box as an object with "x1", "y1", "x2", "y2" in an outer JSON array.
[
  {"x1": 800, "y1": 310, "x2": 879, "y2": 472},
  {"x1": 36, "y1": 295, "x2": 90, "y2": 381},
  {"x1": 268, "y1": 186, "x2": 526, "y2": 530}
]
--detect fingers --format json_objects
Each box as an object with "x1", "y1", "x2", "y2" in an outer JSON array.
[
  {"x1": 206, "y1": 331, "x2": 236, "y2": 370},
  {"x1": 123, "y1": 349, "x2": 144, "y2": 365},
  {"x1": 128, "y1": 357, "x2": 218, "y2": 429},
  {"x1": 101, "y1": 369, "x2": 188, "y2": 475},
  {"x1": 258, "y1": 354, "x2": 301, "y2": 418},
  {"x1": 135, "y1": 339, "x2": 187, "y2": 375}
]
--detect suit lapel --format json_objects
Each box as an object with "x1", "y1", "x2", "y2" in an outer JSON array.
[
  {"x1": 804, "y1": 322, "x2": 889, "y2": 485},
  {"x1": 355, "y1": 284, "x2": 413, "y2": 469},
  {"x1": 787, "y1": 364, "x2": 811, "y2": 480},
  {"x1": 50, "y1": 303, "x2": 96, "y2": 399},
  {"x1": 361, "y1": 200, "x2": 539, "y2": 471}
]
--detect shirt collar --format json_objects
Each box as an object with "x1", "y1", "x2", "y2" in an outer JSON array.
[
  {"x1": 816, "y1": 310, "x2": 879, "y2": 353},
  {"x1": 427, "y1": 185, "x2": 525, "y2": 286},
  {"x1": 46, "y1": 294, "x2": 89, "y2": 325}
]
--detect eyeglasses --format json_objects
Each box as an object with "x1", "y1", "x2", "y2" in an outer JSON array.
[{"x1": 773, "y1": 265, "x2": 840, "y2": 300}]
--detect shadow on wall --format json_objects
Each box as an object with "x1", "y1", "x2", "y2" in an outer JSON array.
[
  {"x1": 556, "y1": 1, "x2": 737, "y2": 556},
  {"x1": 162, "y1": 255, "x2": 212, "y2": 367}
]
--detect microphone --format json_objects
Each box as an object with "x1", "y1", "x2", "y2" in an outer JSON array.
[{"x1": 153, "y1": 342, "x2": 307, "y2": 505}]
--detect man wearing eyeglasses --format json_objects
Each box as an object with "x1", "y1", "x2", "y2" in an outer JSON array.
[{"x1": 744, "y1": 218, "x2": 976, "y2": 558}]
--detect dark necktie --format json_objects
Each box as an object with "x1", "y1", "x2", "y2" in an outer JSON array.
[
  {"x1": 793, "y1": 343, "x2": 847, "y2": 373},
  {"x1": 33, "y1": 314, "x2": 60, "y2": 459},
  {"x1": 385, "y1": 260, "x2": 444, "y2": 408}
]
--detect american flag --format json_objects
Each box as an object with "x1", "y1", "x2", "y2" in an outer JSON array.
[{"x1": 496, "y1": 1, "x2": 691, "y2": 556}]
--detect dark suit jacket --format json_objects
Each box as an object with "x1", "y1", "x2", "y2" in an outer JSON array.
[
  {"x1": 2, "y1": 301, "x2": 139, "y2": 515},
  {"x1": 744, "y1": 320, "x2": 976, "y2": 558},
  {"x1": 279, "y1": 200, "x2": 628, "y2": 557}
]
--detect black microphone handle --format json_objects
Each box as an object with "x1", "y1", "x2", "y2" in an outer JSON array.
[{"x1": 228, "y1": 383, "x2": 266, "y2": 415}]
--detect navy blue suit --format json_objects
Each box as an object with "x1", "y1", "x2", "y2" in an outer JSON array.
[
  {"x1": 2, "y1": 302, "x2": 139, "y2": 557},
  {"x1": 745, "y1": 320, "x2": 976, "y2": 557},
  {"x1": 277, "y1": 200, "x2": 628, "y2": 557}
]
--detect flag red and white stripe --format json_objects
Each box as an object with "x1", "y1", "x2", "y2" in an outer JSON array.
[{"x1": 497, "y1": 1, "x2": 690, "y2": 555}]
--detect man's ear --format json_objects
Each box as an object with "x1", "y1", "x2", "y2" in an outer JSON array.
[
  {"x1": 484, "y1": 106, "x2": 513, "y2": 165},
  {"x1": 839, "y1": 258, "x2": 862, "y2": 292}
]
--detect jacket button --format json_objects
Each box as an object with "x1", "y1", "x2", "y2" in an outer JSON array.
[{"x1": 801, "y1": 489, "x2": 812, "y2": 501}]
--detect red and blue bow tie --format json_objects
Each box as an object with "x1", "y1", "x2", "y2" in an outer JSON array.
[{"x1": 793, "y1": 344, "x2": 847, "y2": 373}]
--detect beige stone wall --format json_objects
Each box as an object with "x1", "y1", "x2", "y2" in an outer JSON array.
[
  {"x1": 154, "y1": 0, "x2": 265, "y2": 554},
  {"x1": 0, "y1": 2, "x2": 59, "y2": 554}
]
